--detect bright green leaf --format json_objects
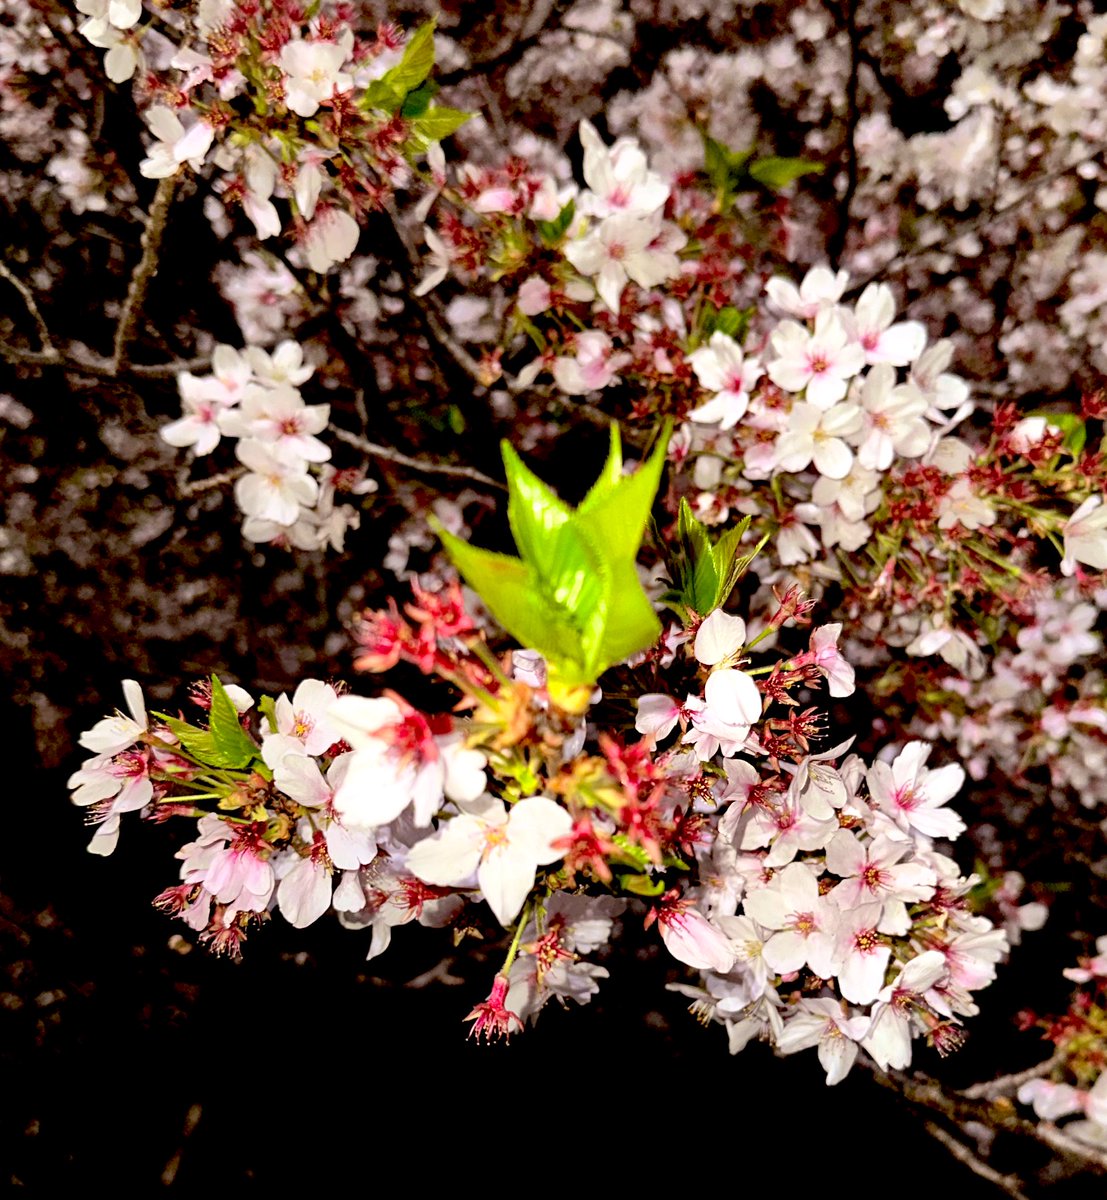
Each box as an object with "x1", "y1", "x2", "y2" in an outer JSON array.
[
  {"x1": 618, "y1": 873, "x2": 666, "y2": 897},
  {"x1": 436, "y1": 423, "x2": 670, "y2": 694},
  {"x1": 1028, "y1": 409, "x2": 1086, "y2": 457},
  {"x1": 401, "y1": 81, "x2": 438, "y2": 118},
  {"x1": 434, "y1": 529, "x2": 587, "y2": 669},
  {"x1": 258, "y1": 695, "x2": 279, "y2": 734},
  {"x1": 208, "y1": 675, "x2": 260, "y2": 769},
  {"x1": 358, "y1": 78, "x2": 402, "y2": 113},
  {"x1": 663, "y1": 500, "x2": 766, "y2": 619},
  {"x1": 536, "y1": 198, "x2": 576, "y2": 246},
  {"x1": 748, "y1": 155, "x2": 825, "y2": 190},
  {"x1": 414, "y1": 106, "x2": 473, "y2": 140},
  {"x1": 384, "y1": 19, "x2": 437, "y2": 96}
]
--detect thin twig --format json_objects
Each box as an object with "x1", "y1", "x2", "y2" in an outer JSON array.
[
  {"x1": 330, "y1": 423, "x2": 506, "y2": 490},
  {"x1": 923, "y1": 1120, "x2": 1031, "y2": 1200},
  {"x1": 404, "y1": 957, "x2": 466, "y2": 988},
  {"x1": 0, "y1": 341, "x2": 210, "y2": 380},
  {"x1": 381, "y1": 199, "x2": 509, "y2": 393},
  {"x1": 0, "y1": 260, "x2": 56, "y2": 354},
  {"x1": 961, "y1": 1049, "x2": 1067, "y2": 1101},
  {"x1": 177, "y1": 468, "x2": 244, "y2": 497},
  {"x1": 112, "y1": 175, "x2": 178, "y2": 372},
  {"x1": 129, "y1": 355, "x2": 212, "y2": 377},
  {"x1": 160, "y1": 1102, "x2": 202, "y2": 1187},
  {"x1": 871, "y1": 1066, "x2": 1107, "y2": 1176}
]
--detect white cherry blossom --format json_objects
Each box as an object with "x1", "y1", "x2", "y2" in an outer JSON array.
[
  {"x1": 844, "y1": 283, "x2": 927, "y2": 366},
  {"x1": 407, "y1": 794, "x2": 572, "y2": 926},
  {"x1": 139, "y1": 106, "x2": 215, "y2": 179},
  {"x1": 301, "y1": 207, "x2": 360, "y2": 273},
  {"x1": 866, "y1": 742, "x2": 967, "y2": 841},
  {"x1": 234, "y1": 439, "x2": 320, "y2": 525},
  {"x1": 765, "y1": 266, "x2": 849, "y2": 319},
  {"x1": 856, "y1": 362, "x2": 931, "y2": 470},
  {"x1": 774, "y1": 401, "x2": 863, "y2": 479},
  {"x1": 279, "y1": 35, "x2": 354, "y2": 118},
  {"x1": 1061, "y1": 495, "x2": 1107, "y2": 575},
  {"x1": 687, "y1": 333, "x2": 763, "y2": 429},
  {"x1": 767, "y1": 308, "x2": 865, "y2": 408},
  {"x1": 565, "y1": 212, "x2": 683, "y2": 312},
  {"x1": 777, "y1": 998, "x2": 869, "y2": 1085},
  {"x1": 578, "y1": 119, "x2": 670, "y2": 218}
]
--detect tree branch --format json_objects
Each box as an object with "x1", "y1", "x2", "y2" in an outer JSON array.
[
  {"x1": 923, "y1": 1120, "x2": 1031, "y2": 1200},
  {"x1": 961, "y1": 1049, "x2": 1068, "y2": 1101},
  {"x1": 846, "y1": 140, "x2": 1107, "y2": 297},
  {"x1": 0, "y1": 342, "x2": 209, "y2": 380},
  {"x1": 112, "y1": 175, "x2": 178, "y2": 372},
  {"x1": 0, "y1": 260, "x2": 55, "y2": 354},
  {"x1": 870, "y1": 1066, "x2": 1107, "y2": 1176},
  {"x1": 826, "y1": 0, "x2": 862, "y2": 269},
  {"x1": 329, "y1": 423, "x2": 506, "y2": 490},
  {"x1": 380, "y1": 199, "x2": 515, "y2": 394}
]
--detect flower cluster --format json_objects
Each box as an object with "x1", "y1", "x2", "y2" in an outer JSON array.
[
  {"x1": 160, "y1": 339, "x2": 372, "y2": 549},
  {"x1": 1015, "y1": 938, "x2": 1107, "y2": 1152},
  {"x1": 76, "y1": 3, "x2": 467, "y2": 274},
  {"x1": 69, "y1": 523, "x2": 1008, "y2": 1082}
]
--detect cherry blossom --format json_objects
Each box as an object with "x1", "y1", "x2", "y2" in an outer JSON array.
[
  {"x1": 565, "y1": 212, "x2": 683, "y2": 312},
  {"x1": 138, "y1": 106, "x2": 214, "y2": 179},
  {"x1": 866, "y1": 742, "x2": 967, "y2": 841},
  {"x1": 578, "y1": 119, "x2": 670, "y2": 219},
  {"x1": 687, "y1": 333, "x2": 763, "y2": 429},
  {"x1": 767, "y1": 309, "x2": 865, "y2": 408},
  {"x1": 234, "y1": 439, "x2": 320, "y2": 525},
  {"x1": 406, "y1": 794, "x2": 573, "y2": 926},
  {"x1": 774, "y1": 401, "x2": 863, "y2": 479},
  {"x1": 1061, "y1": 495, "x2": 1107, "y2": 575},
  {"x1": 844, "y1": 283, "x2": 927, "y2": 366},
  {"x1": 278, "y1": 34, "x2": 354, "y2": 118},
  {"x1": 742, "y1": 862, "x2": 840, "y2": 978},
  {"x1": 777, "y1": 998, "x2": 869, "y2": 1085},
  {"x1": 765, "y1": 266, "x2": 849, "y2": 320},
  {"x1": 656, "y1": 897, "x2": 737, "y2": 972}
]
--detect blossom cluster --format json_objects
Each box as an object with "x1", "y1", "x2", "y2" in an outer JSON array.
[
  {"x1": 160, "y1": 339, "x2": 372, "y2": 550},
  {"x1": 69, "y1": 551, "x2": 1020, "y2": 1078},
  {"x1": 76, "y1": 2, "x2": 466, "y2": 274},
  {"x1": 1015, "y1": 937, "x2": 1107, "y2": 1152}
]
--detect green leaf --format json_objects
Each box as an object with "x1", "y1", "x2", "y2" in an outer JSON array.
[
  {"x1": 702, "y1": 131, "x2": 752, "y2": 202},
  {"x1": 577, "y1": 424, "x2": 670, "y2": 564},
  {"x1": 712, "y1": 521, "x2": 769, "y2": 610},
  {"x1": 747, "y1": 155, "x2": 824, "y2": 190},
  {"x1": 436, "y1": 423, "x2": 671, "y2": 693},
  {"x1": 617, "y1": 873, "x2": 666, "y2": 897},
  {"x1": 384, "y1": 19, "x2": 436, "y2": 96},
  {"x1": 706, "y1": 305, "x2": 752, "y2": 341},
  {"x1": 401, "y1": 81, "x2": 438, "y2": 118},
  {"x1": 157, "y1": 714, "x2": 222, "y2": 765},
  {"x1": 358, "y1": 78, "x2": 402, "y2": 114},
  {"x1": 208, "y1": 675, "x2": 259, "y2": 770},
  {"x1": 258, "y1": 695, "x2": 279, "y2": 734},
  {"x1": 663, "y1": 500, "x2": 766, "y2": 619},
  {"x1": 536, "y1": 199, "x2": 576, "y2": 246},
  {"x1": 434, "y1": 529, "x2": 588, "y2": 669},
  {"x1": 611, "y1": 834, "x2": 653, "y2": 870},
  {"x1": 414, "y1": 106, "x2": 473, "y2": 140}
]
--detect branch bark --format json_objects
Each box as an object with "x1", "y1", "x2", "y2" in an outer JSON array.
[
  {"x1": 0, "y1": 260, "x2": 55, "y2": 354},
  {"x1": 329, "y1": 423, "x2": 506, "y2": 490},
  {"x1": 112, "y1": 175, "x2": 178, "y2": 373}
]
